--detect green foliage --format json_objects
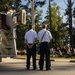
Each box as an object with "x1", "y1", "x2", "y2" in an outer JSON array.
[
  {"x1": 51, "y1": 2, "x2": 63, "y2": 31},
  {"x1": 35, "y1": 10, "x2": 43, "y2": 25},
  {"x1": 0, "y1": 0, "x2": 13, "y2": 12},
  {"x1": 64, "y1": 0, "x2": 75, "y2": 47},
  {"x1": 35, "y1": 0, "x2": 46, "y2": 7},
  {"x1": 0, "y1": 0, "x2": 22, "y2": 12},
  {"x1": 44, "y1": 2, "x2": 63, "y2": 31},
  {"x1": 72, "y1": 28, "x2": 75, "y2": 47},
  {"x1": 16, "y1": 25, "x2": 27, "y2": 50},
  {"x1": 65, "y1": 0, "x2": 74, "y2": 22},
  {"x1": 12, "y1": 0, "x2": 22, "y2": 11},
  {"x1": 43, "y1": 2, "x2": 67, "y2": 48},
  {"x1": 73, "y1": 8, "x2": 75, "y2": 18}
]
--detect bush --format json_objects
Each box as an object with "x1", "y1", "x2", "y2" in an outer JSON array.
[{"x1": 20, "y1": 51, "x2": 26, "y2": 55}]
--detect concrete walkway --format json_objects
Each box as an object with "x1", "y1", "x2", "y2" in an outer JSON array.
[{"x1": 0, "y1": 58, "x2": 75, "y2": 75}]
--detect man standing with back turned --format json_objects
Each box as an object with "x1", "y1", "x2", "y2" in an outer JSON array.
[
  {"x1": 24, "y1": 25, "x2": 37, "y2": 70},
  {"x1": 38, "y1": 24, "x2": 53, "y2": 71}
]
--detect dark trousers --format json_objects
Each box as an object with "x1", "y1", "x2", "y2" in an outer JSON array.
[
  {"x1": 26, "y1": 44, "x2": 36, "y2": 69},
  {"x1": 39, "y1": 42, "x2": 51, "y2": 69}
]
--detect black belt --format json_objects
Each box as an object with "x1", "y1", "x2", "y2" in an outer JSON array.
[
  {"x1": 28, "y1": 43, "x2": 32, "y2": 45},
  {"x1": 28, "y1": 43, "x2": 36, "y2": 45},
  {"x1": 40, "y1": 42, "x2": 49, "y2": 44}
]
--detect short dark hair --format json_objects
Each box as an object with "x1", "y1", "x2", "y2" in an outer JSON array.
[
  {"x1": 42, "y1": 24, "x2": 47, "y2": 28},
  {"x1": 29, "y1": 25, "x2": 32, "y2": 29}
]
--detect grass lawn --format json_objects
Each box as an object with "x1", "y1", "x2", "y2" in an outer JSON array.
[
  {"x1": 20, "y1": 55, "x2": 40, "y2": 59},
  {"x1": 20, "y1": 54, "x2": 75, "y2": 60}
]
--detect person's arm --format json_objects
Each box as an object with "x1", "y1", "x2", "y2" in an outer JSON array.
[
  {"x1": 25, "y1": 39, "x2": 31, "y2": 48},
  {"x1": 25, "y1": 39, "x2": 28, "y2": 46},
  {"x1": 31, "y1": 38, "x2": 37, "y2": 48},
  {"x1": 25, "y1": 38, "x2": 36, "y2": 49},
  {"x1": 24, "y1": 33, "x2": 31, "y2": 48}
]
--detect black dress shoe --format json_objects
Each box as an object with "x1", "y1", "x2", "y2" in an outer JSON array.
[
  {"x1": 40, "y1": 68, "x2": 43, "y2": 70},
  {"x1": 33, "y1": 68, "x2": 36, "y2": 70},
  {"x1": 46, "y1": 68, "x2": 51, "y2": 70},
  {"x1": 26, "y1": 68, "x2": 29, "y2": 70}
]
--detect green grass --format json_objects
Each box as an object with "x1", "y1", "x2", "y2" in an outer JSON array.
[
  {"x1": 20, "y1": 54, "x2": 75, "y2": 60},
  {"x1": 20, "y1": 55, "x2": 40, "y2": 59}
]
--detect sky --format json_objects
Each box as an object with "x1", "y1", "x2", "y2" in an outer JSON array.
[{"x1": 22, "y1": 0, "x2": 75, "y2": 25}]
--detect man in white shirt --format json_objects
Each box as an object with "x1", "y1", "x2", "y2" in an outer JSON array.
[
  {"x1": 24, "y1": 25, "x2": 37, "y2": 70},
  {"x1": 38, "y1": 24, "x2": 52, "y2": 70}
]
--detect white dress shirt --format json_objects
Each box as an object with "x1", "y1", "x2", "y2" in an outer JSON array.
[
  {"x1": 25, "y1": 29, "x2": 37, "y2": 44},
  {"x1": 38, "y1": 29, "x2": 52, "y2": 43}
]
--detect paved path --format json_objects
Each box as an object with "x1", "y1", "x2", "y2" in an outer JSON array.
[{"x1": 0, "y1": 58, "x2": 75, "y2": 75}]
